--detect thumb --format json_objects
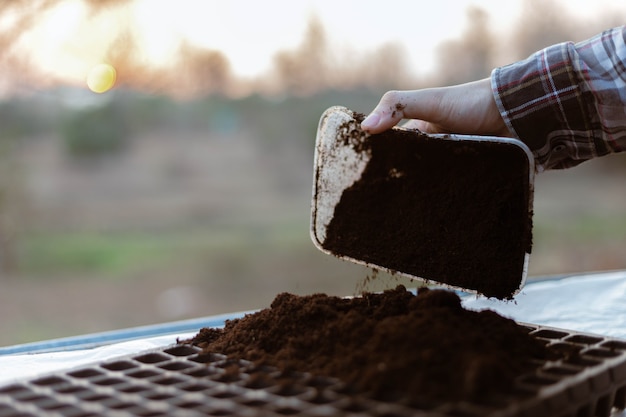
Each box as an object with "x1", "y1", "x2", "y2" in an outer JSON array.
[
  {"x1": 361, "y1": 79, "x2": 510, "y2": 137},
  {"x1": 361, "y1": 90, "x2": 440, "y2": 134}
]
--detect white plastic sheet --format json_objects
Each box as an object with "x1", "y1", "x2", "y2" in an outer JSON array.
[
  {"x1": 462, "y1": 270, "x2": 626, "y2": 338},
  {"x1": 0, "y1": 332, "x2": 196, "y2": 386}
]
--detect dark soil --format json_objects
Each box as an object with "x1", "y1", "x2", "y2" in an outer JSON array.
[
  {"x1": 187, "y1": 286, "x2": 558, "y2": 407},
  {"x1": 185, "y1": 112, "x2": 542, "y2": 409},
  {"x1": 323, "y1": 120, "x2": 533, "y2": 299}
]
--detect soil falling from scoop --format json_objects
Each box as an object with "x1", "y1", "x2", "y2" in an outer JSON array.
[{"x1": 187, "y1": 286, "x2": 557, "y2": 407}]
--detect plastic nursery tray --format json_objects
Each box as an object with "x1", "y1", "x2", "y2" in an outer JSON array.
[{"x1": 1, "y1": 324, "x2": 626, "y2": 417}]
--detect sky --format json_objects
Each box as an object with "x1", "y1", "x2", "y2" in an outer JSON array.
[
  {"x1": 1, "y1": 0, "x2": 625, "y2": 95},
  {"x1": 172, "y1": 0, "x2": 520, "y2": 78},
  {"x1": 135, "y1": 0, "x2": 623, "y2": 77}
]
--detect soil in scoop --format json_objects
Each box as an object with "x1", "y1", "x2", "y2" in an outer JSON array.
[
  {"x1": 187, "y1": 286, "x2": 558, "y2": 407},
  {"x1": 322, "y1": 122, "x2": 533, "y2": 299}
]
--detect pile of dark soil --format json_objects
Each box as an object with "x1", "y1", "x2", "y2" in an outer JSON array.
[
  {"x1": 187, "y1": 286, "x2": 558, "y2": 407},
  {"x1": 322, "y1": 119, "x2": 533, "y2": 299}
]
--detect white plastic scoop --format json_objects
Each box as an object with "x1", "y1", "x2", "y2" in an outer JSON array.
[{"x1": 310, "y1": 106, "x2": 535, "y2": 299}]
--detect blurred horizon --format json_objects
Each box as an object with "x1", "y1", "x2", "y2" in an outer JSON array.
[
  {"x1": 1, "y1": 0, "x2": 625, "y2": 98},
  {"x1": 0, "y1": 0, "x2": 625, "y2": 346}
]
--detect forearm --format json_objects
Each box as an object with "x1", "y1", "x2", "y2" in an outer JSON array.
[{"x1": 492, "y1": 25, "x2": 626, "y2": 171}]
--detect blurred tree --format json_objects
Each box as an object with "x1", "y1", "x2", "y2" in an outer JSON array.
[
  {"x1": 511, "y1": 0, "x2": 575, "y2": 57},
  {"x1": 272, "y1": 15, "x2": 418, "y2": 95},
  {"x1": 177, "y1": 43, "x2": 233, "y2": 98},
  {"x1": 435, "y1": 7, "x2": 495, "y2": 85},
  {"x1": 273, "y1": 15, "x2": 330, "y2": 95},
  {"x1": 349, "y1": 42, "x2": 415, "y2": 91},
  {"x1": 61, "y1": 100, "x2": 130, "y2": 159},
  {"x1": 510, "y1": 0, "x2": 626, "y2": 59}
]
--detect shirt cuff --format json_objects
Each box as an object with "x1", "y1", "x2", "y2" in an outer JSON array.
[{"x1": 491, "y1": 41, "x2": 598, "y2": 170}]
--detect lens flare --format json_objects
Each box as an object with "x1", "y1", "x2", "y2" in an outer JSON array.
[{"x1": 86, "y1": 63, "x2": 116, "y2": 93}]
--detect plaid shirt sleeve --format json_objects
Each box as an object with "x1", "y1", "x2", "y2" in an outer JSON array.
[{"x1": 491, "y1": 25, "x2": 626, "y2": 171}]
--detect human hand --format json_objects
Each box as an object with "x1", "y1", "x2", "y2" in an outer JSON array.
[{"x1": 360, "y1": 78, "x2": 512, "y2": 137}]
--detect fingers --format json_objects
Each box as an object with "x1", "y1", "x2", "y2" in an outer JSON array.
[
  {"x1": 360, "y1": 91, "x2": 405, "y2": 133},
  {"x1": 401, "y1": 119, "x2": 441, "y2": 133},
  {"x1": 360, "y1": 79, "x2": 507, "y2": 136},
  {"x1": 361, "y1": 90, "x2": 440, "y2": 134}
]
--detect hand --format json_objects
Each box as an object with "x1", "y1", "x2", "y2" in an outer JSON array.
[{"x1": 360, "y1": 78, "x2": 512, "y2": 137}]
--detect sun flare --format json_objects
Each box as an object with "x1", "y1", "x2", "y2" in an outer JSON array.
[{"x1": 86, "y1": 63, "x2": 117, "y2": 93}]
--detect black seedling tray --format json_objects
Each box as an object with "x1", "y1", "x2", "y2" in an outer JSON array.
[{"x1": 1, "y1": 323, "x2": 625, "y2": 417}]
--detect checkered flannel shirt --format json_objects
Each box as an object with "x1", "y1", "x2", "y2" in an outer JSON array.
[{"x1": 492, "y1": 25, "x2": 626, "y2": 171}]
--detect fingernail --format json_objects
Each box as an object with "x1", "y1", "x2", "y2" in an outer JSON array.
[{"x1": 361, "y1": 113, "x2": 380, "y2": 131}]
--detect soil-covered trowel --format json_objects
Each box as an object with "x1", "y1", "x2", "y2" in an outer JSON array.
[{"x1": 310, "y1": 106, "x2": 535, "y2": 299}]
